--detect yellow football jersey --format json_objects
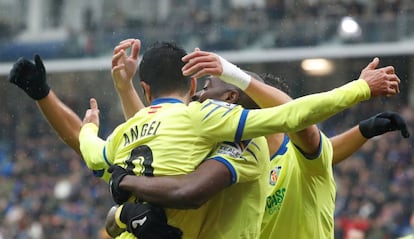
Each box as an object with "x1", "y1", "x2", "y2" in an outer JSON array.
[
  {"x1": 80, "y1": 79, "x2": 370, "y2": 238},
  {"x1": 260, "y1": 133, "x2": 335, "y2": 239}
]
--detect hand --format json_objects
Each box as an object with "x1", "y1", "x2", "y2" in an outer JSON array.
[
  {"x1": 182, "y1": 48, "x2": 222, "y2": 79},
  {"x1": 119, "y1": 202, "x2": 183, "y2": 239},
  {"x1": 111, "y1": 39, "x2": 141, "y2": 91},
  {"x1": 105, "y1": 205, "x2": 126, "y2": 237},
  {"x1": 182, "y1": 48, "x2": 251, "y2": 90},
  {"x1": 108, "y1": 165, "x2": 132, "y2": 204},
  {"x1": 359, "y1": 111, "x2": 410, "y2": 139},
  {"x1": 359, "y1": 57, "x2": 400, "y2": 97},
  {"x1": 82, "y1": 98, "x2": 100, "y2": 127},
  {"x1": 8, "y1": 54, "x2": 50, "y2": 100}
]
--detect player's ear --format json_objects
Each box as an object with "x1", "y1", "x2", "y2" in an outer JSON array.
[
  {"x1": 140, "y1": 81, "x2": 152, "y2": 104},
  {"x1": 225, "y1": 89, "x2": 240, "y2": 104}
]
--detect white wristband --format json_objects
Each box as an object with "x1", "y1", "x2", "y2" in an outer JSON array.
[{"x1": 219, "y1": 56, "x2": 251, "y2": 90}]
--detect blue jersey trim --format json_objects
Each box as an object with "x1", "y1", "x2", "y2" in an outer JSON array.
[
  {"x1": 270, "y1": 134, "x2": 289, "y2": 161},
  {"x1": 235, "y1": 109, "x2": 249, "y2": 142},
  {"x1": 151, "y1": 98, "x2": 183, "y2": 105},
  {"x1": 103, "y1": 146, "x2": 112, "y2": 167},
  {"x1": 297, "y1": 131, "x2": 323, "y2": 160},
  {"x1": 208, "y1": 156, "x2": 237, "y2": 184}
]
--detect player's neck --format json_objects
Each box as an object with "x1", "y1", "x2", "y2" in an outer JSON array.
[
  {"x1": 266, "y1": 133, "x2": 285, "y2": 156},
  {"x1": 152, "y1": 93, "x2": 191, "y2": 105}
]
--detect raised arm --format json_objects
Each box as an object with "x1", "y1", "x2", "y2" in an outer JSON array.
[
  {"x1": 8, "y1": 55, "x2": 83, "y2": 155},
  {"x1": 182, "y1": 50, "x2": 399, "y2": 99},
  {"x1": 182, "y1": 50, "x2": 400, "y2": 155},
  {"x1": 36, "y1": 92, "x2": 83, "y2": 154},
  {"x1": 111, "y1": 38, "x2": 145, "y2": 120},
  {"x1": 242, "y1": 59, "x2": 400, "y2": 157}
]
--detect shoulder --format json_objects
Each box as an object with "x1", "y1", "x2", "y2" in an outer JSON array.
[{"x1": 190, "y1": 99, "x2": 240, "y2": 110}]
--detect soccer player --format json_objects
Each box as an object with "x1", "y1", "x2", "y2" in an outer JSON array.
[
  {"x1": 104, "y1": 40, "x2": 272, "y2": 239},
  {"x1": 7, "y1": 51, "x2": 182, "y2": 238},
  {"x1": 109, "y1": 66, "x2": 408, "y2": 239},
  {"x1": 79, "y1": 39, "x2": 400, "y2": 239},
  {"x1": 253, "y1": 73, "x2": 409, "y2": 239},
  {"x1": 181, "y1": 49, "x2": 409, "y2": 238},
  {"x1": 106, "y1": 40, "x2": 408, "y2": 238}
]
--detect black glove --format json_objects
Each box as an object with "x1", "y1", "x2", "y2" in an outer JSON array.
[
  {"x1": 8, "y1": 54, "x2": 50, "y2": 100},
  {"x1": 119, "y1": 202, "x2": 183, "y2": 239},
  {"x1": 108, "y1": 165, "x2": 132, "y2": 205},
  {"x1": 359, "y1": 111, "x2": 410, "y2": 139}
]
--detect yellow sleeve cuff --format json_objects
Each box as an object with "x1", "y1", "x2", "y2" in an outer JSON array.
[
  {"x1": 115, "y1": 205, "x2": 127, "y2": 229},
  {"x1": 79, "y1": 123, "x2": 108, "y2": 170},
  {"x1": 353, "y1": 78, "x2": 371, "y2": 100},
  {"x1": 80, "y1": 123, "x2": 99, "y2": 137}
]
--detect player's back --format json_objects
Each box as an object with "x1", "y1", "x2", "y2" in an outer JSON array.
[
  {"x1": 105, "y1": 98, "x2": 250, "y2": 238},
  {"x1": 106, "y1": 98, "x2": 248, "y2": 174}
]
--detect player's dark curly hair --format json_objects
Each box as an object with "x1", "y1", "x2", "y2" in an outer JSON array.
[{"x1": 139, "y1": 41, "x2": 191, "y2": 99}]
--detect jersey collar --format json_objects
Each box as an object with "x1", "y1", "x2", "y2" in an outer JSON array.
[{"x1": 151, "y1": 98, "x2": 184, "y2": 105}]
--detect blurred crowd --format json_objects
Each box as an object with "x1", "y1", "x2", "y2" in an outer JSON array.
[
  {"x1": 0, "y1": 83, "x2": 413, "y2": 238},
  {"x1": 0, "y1": 101, "x2": 114, "y2": 239},
  {"x1": 1, "y1": 0, "x2": 413, "y2": 61}
]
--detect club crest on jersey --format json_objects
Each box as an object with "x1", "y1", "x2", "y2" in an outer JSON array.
[
  {"x1": 210, "y1": 99, "x2": 237, "y2": 109},
  {"x1": 269, "y1": 166, "x2": 282, "y2": 185}
]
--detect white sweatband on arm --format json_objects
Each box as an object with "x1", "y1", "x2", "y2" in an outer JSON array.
[{"x1": 219, "y1": 56, "x2": 251, "y2": 90}]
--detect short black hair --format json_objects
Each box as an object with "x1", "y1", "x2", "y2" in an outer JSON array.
[{"x1": 139, "y1": 41, "x2": 191, "y2": 98}]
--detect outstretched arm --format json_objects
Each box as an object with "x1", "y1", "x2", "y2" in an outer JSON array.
[
  {"x1": 330, "y1": 126, "x2": 367, "y2": 165},
  {"x1": 182, "y1": 50, "x2": 399, "y2": 98},
  {"x1": 239, "y1": 78, "x2": 321, "y2": 156},
  {"x1": 8, "y1": 55, "x2": 82, "y2": 155},
  {"x1": 331, "y1": 111, "x2": 410, "y2": 165},
  {"x1": 182, "y1": 51, "x2": 400, "y2": 156},
  {"x1": 36, "y1": 91, "x2": 83, "y2": 155},
  {"x1": 182, "y1": 50, "x2": 320, "y2": 154}
]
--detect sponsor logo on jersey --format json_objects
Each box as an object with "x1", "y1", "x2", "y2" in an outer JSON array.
[
  {"x1": 215, "y1": 140, "x2": 252, "y2": 159},
  {"x1": 216, "y1": 143, "x2": 243, "y2": 158},
  {"x1": 265, "y1": 187, "x2": 286, "y2": 215}
]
